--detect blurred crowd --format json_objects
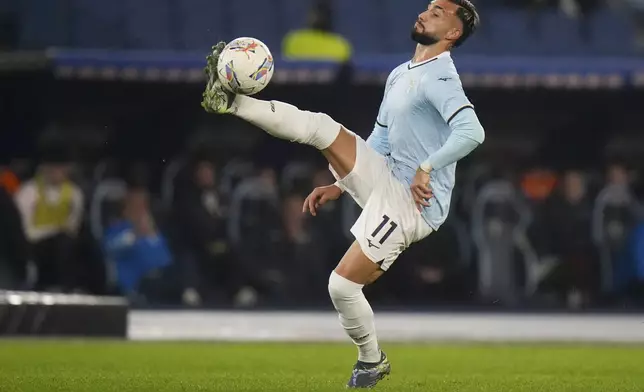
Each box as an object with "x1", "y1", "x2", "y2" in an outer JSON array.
[
  {"x1": 503, "y1": 0, "x2": 644, "y2": 48},
  {"x1": 2, "y1": 0, "x2": 644, "y2": 55},
  {"x1": 1, "y1": 142, "x2": 644, "y2": 311},
  {"x1": 283, "y1": 0, "x2": 644, "y2": 60}
]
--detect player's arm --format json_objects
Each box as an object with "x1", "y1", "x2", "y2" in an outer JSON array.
[
  {"x1": 411, "y1": 73, "x2": 484, "y2": 209},
  {"x1": 420, "y1": 107, "x2": 484, "y2": 173},
  {"x1": 420, "y1": 74, "x2": 484, "y2": 173}
]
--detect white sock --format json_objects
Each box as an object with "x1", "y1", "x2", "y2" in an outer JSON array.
[
  {"x1": 231, "y1": 95, "x2": 341, "y2": 150},
  {"x1": 328, "y1": 271, "x2": 381, "y2": 363}
]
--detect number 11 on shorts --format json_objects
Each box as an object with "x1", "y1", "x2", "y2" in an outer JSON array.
[{"x1": 371, "y1": 215, "x2": 398, "y2": 245}]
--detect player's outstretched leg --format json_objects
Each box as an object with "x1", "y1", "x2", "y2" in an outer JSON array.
[
  {"x1": 201, "y1": 45, "x2": 342, "y2": 152},
  {"x1": 329, "y1": 242, "x2": 391, "y2": 388}
]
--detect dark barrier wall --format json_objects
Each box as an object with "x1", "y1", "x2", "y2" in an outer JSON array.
[
  {"x1": 0, "y1": 291, "x2": 128, "y2": 337},
  {"x1": 4, "y1": 72, "x2": 644, "y2": 169}
]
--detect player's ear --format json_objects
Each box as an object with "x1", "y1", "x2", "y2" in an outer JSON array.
[{"x1": 445, "y1": 27, "x2": 462, "y2": 43}]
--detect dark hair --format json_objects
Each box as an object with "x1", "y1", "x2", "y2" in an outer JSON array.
[
  {"x1": 449, "y1": 0, "x2": 479, "y2": 48},
  {"x1": 126, "y1": 184, "x2": 149, "y2": 195}
]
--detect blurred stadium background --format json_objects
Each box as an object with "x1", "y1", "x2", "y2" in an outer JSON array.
[{"x1": 1, "y1": 1, "x2": 644, "y2": 389}]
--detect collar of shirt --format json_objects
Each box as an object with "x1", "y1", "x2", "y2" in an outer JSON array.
[{"x1": 410, "y1": 51, "x2": 451, "y2": 67}]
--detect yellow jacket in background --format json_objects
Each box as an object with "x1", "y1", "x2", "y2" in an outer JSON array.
[{"x1": 282, "y1": 29, "x2": 352, "y2": 62}]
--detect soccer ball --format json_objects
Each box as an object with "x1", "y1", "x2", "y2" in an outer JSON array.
[{"x1": 217, "y1": 37, "x2": 275, "y2": 95}]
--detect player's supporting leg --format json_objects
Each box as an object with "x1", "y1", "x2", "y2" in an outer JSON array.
[
  {"x1": 330, "y1": 242, "x2": 384, "y2": 363},
  {"x1": 330, "y1": 243, "x2": 391, "y2": 388}
]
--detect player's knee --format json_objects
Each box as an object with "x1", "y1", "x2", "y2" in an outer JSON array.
[
  {"x1": 328, "y1": 271, "x2": 363, "y2": 302},
  {"x1": 365, "y1": 269, "x2": 384, "y2": 286},
  {"x1": 306, "y1": 112, "x2": 341, "y2": 150}
]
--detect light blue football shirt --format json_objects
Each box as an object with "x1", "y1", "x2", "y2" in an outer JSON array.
[{"x1": 366, "y1": 51, "x2": 485, "y2": 230}]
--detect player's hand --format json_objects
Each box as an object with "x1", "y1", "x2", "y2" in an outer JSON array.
[
  {"x1": 303, "y1": 185, "x2": 343, "y2": 216},
  {"x1": 411, "y1": 168, "x2": 433, "y2": 212}
]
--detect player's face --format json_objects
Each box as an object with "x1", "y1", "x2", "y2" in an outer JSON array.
[
  {"x1": 42, "y1": 163, "x2": 70, "y2": 185},
  {"x1": 412, "y1": 0, "x2": 463, "y2": 47},
  {"x1": 125, "y1": 190, "x2": 150, "y2": 218},
  {"x1": 195, "y1": 161, "x2": 215, "y2": 188}
]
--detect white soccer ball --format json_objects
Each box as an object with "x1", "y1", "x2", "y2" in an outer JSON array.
[{"x1": 217, "y1": 37, "x2": 275, "y2": 95}]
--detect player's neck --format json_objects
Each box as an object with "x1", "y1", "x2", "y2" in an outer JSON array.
[{"x1": 412, "y1": 44, "x2": 448, "y2": 64}]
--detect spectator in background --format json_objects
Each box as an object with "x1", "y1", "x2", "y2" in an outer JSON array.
[
  {"x1": 543, "y1": 170, "x2": 598, "y2": 308},
  {"x1": 174, "y1": 158, "x2": 231, "y2": 306},
  {"x1": 274, "y1": 193, "x2": 329, "y2": 305},
  {"x1": 228, "y1": 166, "x2": 283, "y2": 306},
  {"x1": 592, "y1": 162, "x2": 641, "y2": 296},
  {"x1": 560, "y1": 0, "x2": 601, "y2": 17},
  {"x1": 525, "y1": 164, "x2": 559, "y2": 272},
  {"x1": 504, "y1": 0, "x2": 600, "y2": 41},
  {"x1": 103, "y1": 186, "x2": 173, "y2": 303},
  {"x1": 622, "y1": 0, "x2": 644, "y2": 52},
  {"x1": 386, "y1": 222, "x2": 466, "y2": 305},
  {"x1": 14, "y1": 152, "x2": 83, "y2": 292},
  {"x1": 308, "y1": 167, "x2": 347, "y2": 267},
  {"x1": 0, "y1": 157, "x2": 23, "y2": 286},
  {"x1": 606, "y1": 162, "x2": 631, "y2": 187},
  {"x1": 282, "y1": 0, "x2": 352, "y2": 62},
  {"x1": 0, "y1": 160, "x2": 20, "y2": 195},
  {"x1": 0, "y1": 186, "x2": 29, "y2": 289},
  {"x1": 521, "y1": 164, "x2": 558, "y2": 203},
  {"x1": 559, "y1": 0, "x2": 601, "y2": 40},
  {"x1": 614, "y1": 218, "x2": 644, "y2": 306}
]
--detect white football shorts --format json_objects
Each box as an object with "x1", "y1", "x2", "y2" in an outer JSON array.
[{"x1": 331, "y1": 135, "x2": 433, "y2": 271}]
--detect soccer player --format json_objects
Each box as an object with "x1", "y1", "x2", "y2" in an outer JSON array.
[{"x1": 201, "y1": 0, "x2": 482, "y2": 388}]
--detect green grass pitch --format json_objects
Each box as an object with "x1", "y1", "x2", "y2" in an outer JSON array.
[{"x1": 1, "y1": 341, "x2": 643, "y2": 391}]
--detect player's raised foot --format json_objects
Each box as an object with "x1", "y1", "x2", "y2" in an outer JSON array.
[
  {"x1": 346, "y1": 351, "x2": 391, "y2": 389},
  {"x1": 201, "y1": 78, "x2": 235, "y2": 114},
  {"x1": 201, "y1": 42, "x2": 235, "y2": 114}
]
